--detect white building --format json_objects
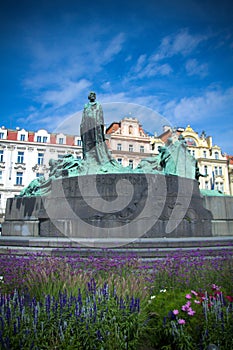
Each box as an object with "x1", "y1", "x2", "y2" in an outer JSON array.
[{"x1": 0, "y1": 127, "x2": 82, "y2": 222}]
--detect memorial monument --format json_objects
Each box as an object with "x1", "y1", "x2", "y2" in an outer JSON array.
[{"x1": 2, "y1": 92, "x2": 213, "y2": 241}]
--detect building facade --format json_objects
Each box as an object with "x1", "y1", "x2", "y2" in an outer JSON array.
[
  {"x1": 181, "y1": 125, "x2": 230, "y2": 194},
  {"x1": 106, "y1": 117, "x2": 153, "y2": 169},
  {"x1": 107, "y1": 120, "x2": 231, "y2": 195},
  {"x1": 0, "y1": 127, "x2": 82, "y2": 222},
  {"x1": 227, "y1": 155, "x2": 233, "y2": 195}
]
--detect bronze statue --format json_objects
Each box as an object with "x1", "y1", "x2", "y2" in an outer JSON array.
[{"x1": 80, "y1": 91, "x2": 112, "y2": 164}]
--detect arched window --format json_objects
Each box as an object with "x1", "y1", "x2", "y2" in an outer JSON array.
[
  {"x1": 129, "y1": 125, "x2": 133, "y2": 135},
  {"x1": 214, "y1": 151, "x2": 219, "y2": 160},
  {"x1": 185, "y1": 137, "x2": 197, "y2": 146}
]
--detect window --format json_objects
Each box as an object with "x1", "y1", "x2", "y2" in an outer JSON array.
[
  {"x1": 58, "y1": 138, "x2": 64, "y2": 144},
  {"x1": 0, "y1": 133, "x2": 4, "y2": 139},
  {"x1": 219, "y1": 167, "x2": 222, "y2": 176},
  {"x1": 117, "y1": 158, "x2": 122, "y2": 165},
  {"x1": 76, "y1": 156, "x2": 82, "y2": 160},
  {"x1": 128, "y1": 160, "x2": 133, "y2": 168},
  {"x1": 185, "y1": 137, "x2": 197, "y2": 146},
  {"x1": 205, "y1": 181, "x2": 209, "y2": 189},
  {"x1": 58, "y1": 154, "x2": 64, "y2": 159},
  {"x1": 38, "y1": 153, "x2": 44, "y2": 165},
  {"x1": 16, "y1": 172, "x2": 23, "y2": 185},
  {"x1": 0, "y1": 150, "x2": 3, "y2": 162},
  {"x1": 37, "y1": 136, "x2": 41, "y2": 142},
  {"x1": 129, "y1": 125, "x2": 133, "y2": 134},
  {"x1": 140, "y1": 146, "x2": 144, "y2": 153},
  {"x1": 17, "y1": 151, "x2": 24, "y2": 163},
  {"x1": 36, "y1": 173, "x2": 43, "y2": 178},
  {"x1": 0, "y1": 170, "x2": 2, "y2": 182},
  {"x1": 214, "y1": 151, "x2": 219, "y2": 160},
  {"x1": 117, "y1": 143, "x2": 122, "y2": 151},
  {"x1": 204, "y1": 165, "x2": 208, "y2": 176},
  {"x1": 129, "y1": 144, "x2": 133, "y2": 152},
  {"x1": 215, "y1": 182, "x2": 223, "y2": 192},
  {"x1": 191, "y1": 150, "x2": 195, "y2": 157},
  {"x1": 203, "y1": 150, "x2": 207, "y2": 158},
  {"x1": 77, "y1": 139, "x2": 82, "y2": 146},
  {"x1": 20, "y1": 134, "x2": 25, "y2": 141},
  {"x1": 43, "y1": 136, "x2": 48, "y2": 143},
  {"x1": 214, "y1": 166, "x2": 218, "y2": 176}
]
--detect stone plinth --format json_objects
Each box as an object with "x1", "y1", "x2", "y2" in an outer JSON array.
[
  {"x1": 2, "y1": 173, "x2": 213, "y2": 239},
  {"x1": 202, "y1": 196, "x2": 233, "y2": 236}
]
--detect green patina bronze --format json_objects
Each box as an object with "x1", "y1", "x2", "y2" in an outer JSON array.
[{"x1": 19, "y1": 92, "x2": 199, "y2": 197}]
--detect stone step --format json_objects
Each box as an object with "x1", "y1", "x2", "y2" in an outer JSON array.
[{"x1": 0, "y1": 236, "x2": 233, "y2": 258}]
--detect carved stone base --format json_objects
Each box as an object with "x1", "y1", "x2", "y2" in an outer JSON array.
[{"x1": 2, "y1": 173, "x2": 213, "y2": 239}]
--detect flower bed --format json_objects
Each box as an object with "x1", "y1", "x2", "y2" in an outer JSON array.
[{"x1": 0, "y1": 249, "x2": 233, "y2": 349}]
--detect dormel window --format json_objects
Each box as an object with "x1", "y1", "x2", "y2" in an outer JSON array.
[
  {"x1": 129, "y1": 125, "x2": 133, "y2": 135},
  {"x1": 185, "y1": 137, "x2": 197, "y2": 146}
]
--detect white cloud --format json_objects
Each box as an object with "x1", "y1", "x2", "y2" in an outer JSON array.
[
  {"x1": 162, "y1": 87, "x2": 233, "y2": 125},
  {"x1": 185, "y1": 59, "x2": 208, "y2": 77},
  {"x1": 40, "y1": 79, "x2": 91, "y2": 108},
  {"x1": 157, "y1": 28, "x2": 208, "y2": 58},
  {"x1": 129, "y1": 28, "x2": 208, "y2": 79},
  {"x1": 102, "y1": 33, "x2": 125, "y2": 63}
]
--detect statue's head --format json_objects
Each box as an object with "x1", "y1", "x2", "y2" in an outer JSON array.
[{"x1": 88, "y1": 91, "x2": 96, "y2": 102}]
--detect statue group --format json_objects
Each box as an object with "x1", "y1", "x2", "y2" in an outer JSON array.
[{"x1": 19, "y1": 92, "x2": 196, "y2": 197}]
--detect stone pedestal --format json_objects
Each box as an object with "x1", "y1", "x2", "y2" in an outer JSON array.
[
  {"x1": 2, "y1": 173, "x2": 213, "y2": 239},
  {"x1": 202, "y1": 196, "x2": 233, "y2": 236}
]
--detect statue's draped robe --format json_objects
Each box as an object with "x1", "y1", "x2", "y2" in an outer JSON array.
[{"x1": 80, "y1": 101, "x2": 112, "y2": 166}]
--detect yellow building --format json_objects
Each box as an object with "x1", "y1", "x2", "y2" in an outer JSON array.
[
  {"x1": 108, "y1": 120, "x2": 230, "y2": 195},
  {"x1": 180, "y1": 125, "x2": 230, "y2": 194}
]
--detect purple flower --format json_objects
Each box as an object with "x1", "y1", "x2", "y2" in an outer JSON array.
[
  {"x1": 173, "y1": 309, "x2": 179, "y2": 315},
  {"x1": 178, "y1": 319, "x2": 186, "y2": 325},
  {"x1": 191, "y1": 290, "x2": 198, "y2": 296},
  {"x1": 187, "y1": 308, "x2": 196, "y2": 316},
  {"x1": 185, "y1": 294, "x2": 192, "y2": 299}
]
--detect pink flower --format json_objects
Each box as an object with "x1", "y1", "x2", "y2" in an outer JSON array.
[
  {"x1": 178, "y1": 319, "x2": 186, "y2": 325},
  {"x1": 194, "y1": 300, "x2": 200, "y2": 304},
  {"x1": 186, "y1": 294, "x2": 192, "y2": 299},
  {"x1": 182, "y1": 301, "x2": 191, "y2": 311},
  {"x1": 173, "y1": 309, "x2": 179, "y2": 315},
  {"x1": 187, "y1": 308, "x2": 196, "y2": 316},
  {"x1": 191, "y1": 290, "x2": 198, "y2": 296},
  {"x1": 212, "y1": 284, "x2": 221, "y2": 291},
  {"x1": 226, "y1": 295, "x2": 233, "y2": 303}
]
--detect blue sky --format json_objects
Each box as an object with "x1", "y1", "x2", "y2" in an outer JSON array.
[{"x1": 0, "y1": 0, "x2": 233, "y2": 153}]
